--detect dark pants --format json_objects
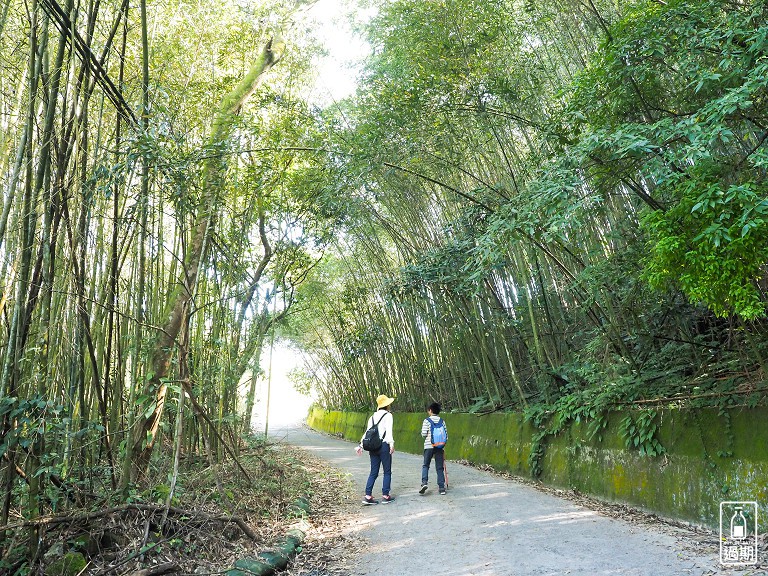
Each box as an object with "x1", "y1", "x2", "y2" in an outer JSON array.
[
  {"x1": 422, "y1": 448, "x2": 445, "y2": 489},
  {"x1": 365, "y1": 443, "x2": 392, "y2": 496}
]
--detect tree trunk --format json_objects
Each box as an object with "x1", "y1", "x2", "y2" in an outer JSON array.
[{"x1": 130, "y1": 35, "x2": 286, "y2": 479}]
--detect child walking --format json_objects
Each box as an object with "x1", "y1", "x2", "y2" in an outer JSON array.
[{"x1": 419, "y1": 402, "x2": 447, "y2": 495}]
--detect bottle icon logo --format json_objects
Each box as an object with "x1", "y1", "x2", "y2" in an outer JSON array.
[
  {"x1": 731, "y1": 506, "x2": 747, "y2": 539},
  {"x1": 720, "y1": 501, "x2": 758, "y2": 566}
]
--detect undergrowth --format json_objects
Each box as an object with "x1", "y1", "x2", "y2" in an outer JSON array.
[{"x1": 1, "y1": 435, "x2": 320, "y2": 575}]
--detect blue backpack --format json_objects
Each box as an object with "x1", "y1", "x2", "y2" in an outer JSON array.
[{"x1": 429, "y1": 417, "x2": 447, "y2": 449}]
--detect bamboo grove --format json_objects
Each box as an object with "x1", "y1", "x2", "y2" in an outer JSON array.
[
  {"x1": 2, "y1": 0, "x2": 768, "y2": 565},
  {"x1": 0, "y1": 0, "x2": 339, "y2": 557},
  {"x1": 299, "y1": 0, "x2": 768, "y2": 417}
]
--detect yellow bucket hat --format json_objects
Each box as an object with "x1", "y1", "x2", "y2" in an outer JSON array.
[{"x1": 376, "y1": 394, "x2": 395, "y2": 409}]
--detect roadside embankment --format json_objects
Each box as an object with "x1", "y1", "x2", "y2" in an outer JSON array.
[{"x1": 307, "y1": 406, "x2": 768, "y2": 528}]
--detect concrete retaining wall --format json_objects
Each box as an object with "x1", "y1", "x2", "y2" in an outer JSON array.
[{"x1": 306, "y1": 406, "x2": 768, "y2": 528}]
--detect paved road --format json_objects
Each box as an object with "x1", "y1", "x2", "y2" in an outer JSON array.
[{"x1": 272, "y1": 424, "x2": 721, "y2": 576}]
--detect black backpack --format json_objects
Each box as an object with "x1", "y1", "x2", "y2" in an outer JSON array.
[{"x1": 362, "y1": 413, "x2": 387, "y2": 452}]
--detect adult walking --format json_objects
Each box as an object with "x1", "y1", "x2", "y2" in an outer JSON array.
[{"x1": 356, "y1": 394, "x2": 396, "y2": 505}]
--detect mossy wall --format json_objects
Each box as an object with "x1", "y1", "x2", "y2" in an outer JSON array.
[{"x1": 306, "y1": 406, "x2": 768, "y2": 528}]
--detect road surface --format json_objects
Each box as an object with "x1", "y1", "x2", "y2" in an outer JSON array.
[{"x1": 272, "y1": 424, "x2": 729, "y2": 576}]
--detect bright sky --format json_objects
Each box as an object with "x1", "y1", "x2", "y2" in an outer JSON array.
[
  {"x1": 304, "y1": 0, "x2": 373, "y2": 104},
  {"x1": 251, "y1": 342, "x2": 315, "y2": 433}
]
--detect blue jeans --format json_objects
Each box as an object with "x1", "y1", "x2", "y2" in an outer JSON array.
[
  {"x1": 365, "y1": 443, "x2": 392, "y2": 496},
  {"x1": 422, "y1": 448, "x2": 445, "y2": 489}
]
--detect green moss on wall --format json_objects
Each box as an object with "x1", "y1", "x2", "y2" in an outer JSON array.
[{"x1": 306, "y1": 406, "x2": 768, "y2": 528}]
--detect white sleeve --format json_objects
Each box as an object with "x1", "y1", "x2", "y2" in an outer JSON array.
[{"x1": 383, "y1": 412, "x2": 394, "y2": 446}]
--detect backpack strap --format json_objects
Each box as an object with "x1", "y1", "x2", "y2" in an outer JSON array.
[{"x1": 374, "y1": 412, "x2": 387, "y2": 439}]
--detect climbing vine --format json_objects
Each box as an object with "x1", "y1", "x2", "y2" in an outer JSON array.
[{"x1": 618, "y1": 410, "x2": 665, "y2": 457}]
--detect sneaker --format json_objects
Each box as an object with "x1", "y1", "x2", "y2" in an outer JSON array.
[
  {"x1": 439, "y1": 488, "x2": 446, "y2": 495},
  {"x1": 381, "y1": 494, "x2": 395, "y2": 504},
  {"x1": 419, "y1": 484, "x2": 428, "y2": 495},
  {"x1": 362, "y1": 495, "x2": 379, "y2": 505}
]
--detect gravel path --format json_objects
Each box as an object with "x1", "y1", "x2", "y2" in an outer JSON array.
[{"x1": 272, "y1": 424, "x2": 733, "y2": 576}]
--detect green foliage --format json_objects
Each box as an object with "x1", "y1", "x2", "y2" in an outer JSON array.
[
  {"x1": 45, "y1": 552, "x2": 86, "y2": 576},
  {"x1": 288, "y1": 367, "x2": 313, "y2": 395},
  {"x1": 528, "y1": 431, "x2": 547, "y2": 478},
  {"x1": 644, "y1": 176, "x2": 768, "y2": 319},
  {"x1": 0, "y1": 396, "x2": 81, "y2": 488},
  {"x1": 618, "y1": 410, "x2": 665, "y2": 457},
  {"x1": 304, "y1": 0, "x2": 768, "y2": 431},
  {"x1": 149, "y1": 483, "x2": 172, "y2": 504},
  {"x1": 566, "y1": 0, "x2": 768, "y2": 320},
  {"x1": 0, "y1": 396, "x2": 50, "y2": 457},
  {"x1": 0, "y1": 540, "x2": 27, "y2": 575},
  {"x1": 467, "y1": 394, "x2": 502, "y2": 414}
]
